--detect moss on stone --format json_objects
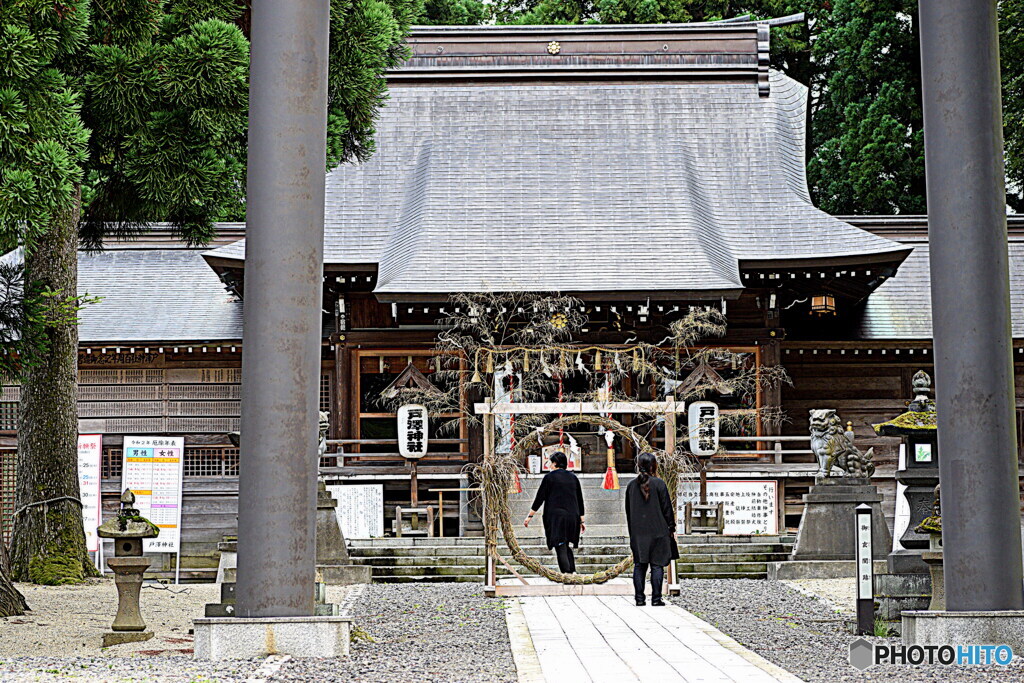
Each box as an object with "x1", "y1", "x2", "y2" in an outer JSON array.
[
  {"x1": 873, "y1": 410, "x2": 937, "y2": 436},
  {"x1": 915, "y1": 515, "x2": 942, "y2": 535},
  {"x1": 129, "y1": 517, "x2": 161, "y2": 537}
]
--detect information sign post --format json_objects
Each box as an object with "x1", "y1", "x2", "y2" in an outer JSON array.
[
  {"x1": 121, "y1": 436, "x2": 185, "y2": 583},
  {"x1": 77, "y1": 435, "x2": 103, "y2": 569}
]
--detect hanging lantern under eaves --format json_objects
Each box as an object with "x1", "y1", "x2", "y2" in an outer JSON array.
[{"x1": 810, "y1": 294, "x2": 837, "y2": 316}]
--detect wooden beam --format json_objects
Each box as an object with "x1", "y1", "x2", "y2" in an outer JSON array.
[
  {"x1": 761, "y1": 338, "x2": 781, "y2": 438},
  {"x1": 474, "y1": 401, "x2": 686, "y2": 415}
]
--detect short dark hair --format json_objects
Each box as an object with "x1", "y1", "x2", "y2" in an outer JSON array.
[{"x1": 549, "y1": 451, "x2": 568, "y2": 469}]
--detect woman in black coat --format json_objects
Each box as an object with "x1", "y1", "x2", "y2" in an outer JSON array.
[
  {"x1": 523, "y1": 451, "x2": 585, "y2": 573},
  {"x1": 625, "y1": 451, "x2": 676, "y2": 606}
]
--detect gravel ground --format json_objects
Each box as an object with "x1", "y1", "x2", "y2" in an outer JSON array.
[
  {"x1": 0, "y1": 578, "x2": 219, "y2": 658},
  {"x1": 273, "y1": 584, "x2": 516, "y2": 682},
  {"x1": 0, "y1": 581, "x2": 512, "y2": 682},
  {"x1": 0, "y1": 656, "x2": 257, "y2": 682},
  {"x1": 672, "y1": 578, "x2": 1024, "y2": 682},
  {"x1": 0, "y1": 578, "x2": 339, "y2": 681},
  {"x1": 785, "y1": 578, "x2": 857, "y2": 615}
]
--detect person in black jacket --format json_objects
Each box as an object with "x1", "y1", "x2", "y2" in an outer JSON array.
[
  {"x1": 523, "y1": 451, "x2": 585, "y2": 573},
  {"x1": 625, "y1": 451, "x2": 677, "y2": 606}
]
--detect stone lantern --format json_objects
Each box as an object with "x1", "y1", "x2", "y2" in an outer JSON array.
[
  {"x1": 96, "y1": 489, "x2": 159, "y2": 647},
  {"x1": 915, "y1": 484, "x2": 944, "y2": 610},
  {"x1": 873, "y1": 370, "x2": 938, "y2": 574}
]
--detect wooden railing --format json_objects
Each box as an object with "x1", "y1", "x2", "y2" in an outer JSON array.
[
  {"x1": 320, "y1": 438, "x2": 470, "y2": 476},
  {"x1": 718, "y1": 435, "x2": 814, "y2": 464},
  {"x1": 323, "y1": 434, "x2": 813, "y2": 472}
]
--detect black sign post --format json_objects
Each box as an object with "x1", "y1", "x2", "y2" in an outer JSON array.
[{"x1": 855, "y1": 504, "x2": 874, "y2": 635}]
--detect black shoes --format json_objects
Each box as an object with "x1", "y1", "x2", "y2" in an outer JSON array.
[
  {"x1": 635, "y1": 598, "x2": 646, "y2": 606},
  {"x1": 651, "y1": 599, "x2": 665, "y2": 607}
]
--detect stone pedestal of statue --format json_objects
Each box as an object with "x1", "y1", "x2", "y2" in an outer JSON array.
[{"x1": 790, "y1": 476, "x2": 892, "y2": 561}]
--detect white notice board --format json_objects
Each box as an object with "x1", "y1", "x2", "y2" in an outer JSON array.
[
  {"x1": 678, "y1": 479, "x2": 778, "y2": 535},
  {"x1": 327, "y1": 484, "x2": 384, "y2": 538},
  {"x1": 77, "y1": 435, "x2": 102, "y2": 552},
  {"x1": 121, "y1": 436, "x2": 184, "y2": 553}
]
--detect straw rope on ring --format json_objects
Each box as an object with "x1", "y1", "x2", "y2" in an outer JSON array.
[{"x1": 483, "y1": 414, "x2": 656, "y2": 585}]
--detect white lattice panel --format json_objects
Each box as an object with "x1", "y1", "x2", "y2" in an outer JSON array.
[
  {"x1": 167, "y1": 401, "x2": 240, "y2": 417},
  {"x1": 165, "y1": 368, "x2": 242, "y2": 384},
  {"x1": 166, "y1": 417, "x2": 240, "y2": 432},
  {"x1": 167, "y1": 384, "x2": 241, "y2": 400},
  {"x1": 79, "y1": 369, "x2": 164, "y2": 385},
  {"x1": 90, "y1": 418, "x2": 166, "y2": 433},
  {"x1": 78, "y1": 401, "x2": 164, "y2": 418},
  {"x1": 78, "y1": 385, "x2": 164, "y2": 401}
]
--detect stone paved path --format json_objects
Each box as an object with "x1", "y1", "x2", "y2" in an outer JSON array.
[{"x1": 508, "y1": 595, "x2": 803, "y2": 683}]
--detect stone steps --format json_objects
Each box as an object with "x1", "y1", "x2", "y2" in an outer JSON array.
[
  {"x1": 365, "y1": 562, "x2": 778, "y2": 576},
  {"x1": 346, "y1": 534, "x2": 794, "y2": 583},
  {"x1": 347, "y1": 535, "x2": 630, "y2": 547},
  {"x1": 508, "y1": 476, "x2": 630, "y2": 536},
  {"x1": 518, "y1": 524, "x2": 627, "y2": 537},
  {"x1": 371, "y1": 571, "x2": 768, "y2": 583},
  {"x1": 351, "y1": 550, "x2": 790, "y2": 564}
]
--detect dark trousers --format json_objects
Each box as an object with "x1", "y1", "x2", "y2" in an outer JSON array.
[
  {"x1": 633, "y1": 562, "x2": 665, "y2": 602},
  {"x1": 555, "y1": 543, "x2": 576, "y2": 573}
]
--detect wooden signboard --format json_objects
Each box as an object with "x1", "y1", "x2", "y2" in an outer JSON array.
[
  {"x1": 326, "y1": 484, "x2": 384, "y2": 538},
  {"x1": 77, "y1": 435, "x2": 102, "y2": 553}
]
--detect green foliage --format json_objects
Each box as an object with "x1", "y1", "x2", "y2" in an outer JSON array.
[
  {"x1": 76, "y1": 0, "x2": 421, "y2": 244},
  {"x1": 350, "y1": 625, "x2": 377, "y2": 643},
  {"x1": 1002, "y1": 0, "x2": 1024, "y2": 212},
  {"x1": 0, "y1": 1, "x2": 90, "y2": 252},
  {"x1": 80, "y1": 1, "x2": 250, "y2": 246},
  {"x1": 327, "y1": 0, "x2": 421, "y2": 166},
  {"x1": 0, "y1": 3, "x2": 96, "y2": 380},
  {"x1": 808, "y1": 1, "x2": 925, "y2": 214},
  {"x1": 873, "y1": 617, "x2": 896, "y2": 637},
  {"x1": 591, "y1": 0, "x2": 727, "y2": 25},
  {"x1": 417, "y1": 0, "x2": 488, "y2": 25}
]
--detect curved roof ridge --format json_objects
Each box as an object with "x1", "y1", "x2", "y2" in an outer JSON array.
[
  {"x1": 376, "y1": 141, "x2": 434, "y2": 290},
  {"x1": 673, "y1": 139, "x2": 738, "y2": 285}
]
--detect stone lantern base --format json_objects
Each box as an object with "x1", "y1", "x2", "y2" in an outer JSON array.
[{"x1": 102, "y1": 631, "x2": 154, "y2": 647}]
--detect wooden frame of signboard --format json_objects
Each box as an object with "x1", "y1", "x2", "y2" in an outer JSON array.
[{"x1": 475, "y1": 398, "x2": 685, "y2": 597}]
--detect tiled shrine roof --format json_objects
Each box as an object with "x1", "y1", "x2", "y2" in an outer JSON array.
[{"x1": 203, "y1": 23, "x2": 909, "y2": 300}]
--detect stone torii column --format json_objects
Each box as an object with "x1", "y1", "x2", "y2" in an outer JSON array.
[
  {"x1": 919, "y1": 1, "x2": 1024, "y2": 611},
  {"x1": 235, "y1": 0, "x2": 330, "y2": 618}
]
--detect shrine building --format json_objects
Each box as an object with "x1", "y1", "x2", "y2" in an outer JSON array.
[{"x1": 3, "y1": 20, "x2": 1024, "y2": 578}]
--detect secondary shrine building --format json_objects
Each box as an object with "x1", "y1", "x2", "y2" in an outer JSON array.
[{"x1": 3, "y1": 21, "x2": 1024, "y2": 577}]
